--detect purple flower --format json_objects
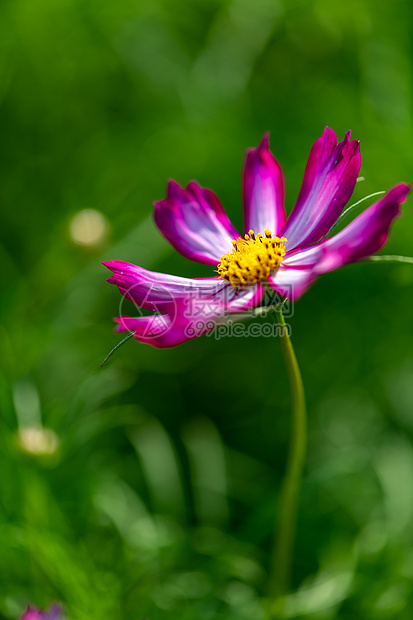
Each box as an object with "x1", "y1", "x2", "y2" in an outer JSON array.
[
  {"x1": 104, "y1": 127, "x2": 410, "y2": 347},
  {"x1": 20, "y1": 604, "x2": 63, "y2": 620}
]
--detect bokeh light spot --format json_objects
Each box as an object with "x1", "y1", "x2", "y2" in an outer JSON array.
[
  {"x1": 69, "y1": 209, "x2": 109, "y2": 247},
  {"x1": 17, "y1": 426, "x2": 59, "y2": 455}
]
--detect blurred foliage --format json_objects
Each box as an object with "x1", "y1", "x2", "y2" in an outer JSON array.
[{"x1": 1, "y1": 0, "x2": 413, "y2": 618}]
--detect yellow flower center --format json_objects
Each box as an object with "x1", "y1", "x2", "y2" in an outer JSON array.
[{"x1": 217, "y1": 229, "x2": 287, "y2": 286}]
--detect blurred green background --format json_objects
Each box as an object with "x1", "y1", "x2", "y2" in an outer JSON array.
[{"x1": 1, "y1": 0, "x2": 413, "y2": 618}]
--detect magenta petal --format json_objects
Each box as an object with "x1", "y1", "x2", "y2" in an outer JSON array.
[
  {"x1": 103, "y1": 260, "x2": 224, "y2": 312},
  {"x1": 272, "y1": 183, "x2": 410, "y2": 299},
  {"x1": 20, "y1": 609, "x2": 44, "y2": 620},
  {"x1": 243, "y1": 134, "x2": 286, "y2": 236},
  {"x1": 114, "y1": 315, "x2": 186, "y2": 348},
  {"x1": 282, "y1": 128, "x2": 361, "y2": 249},
  {"x1": 316, "y1": 182, "x2": 410, "y2": 273},
  {"x1": 282, "y1": 245, "x2": 320, "y2": 268},
  {"x1": 154, "y1": 180, "x2": 240, "y2": 265},
  {"x1": 268, "y1": 266, "x2": 317, "y2": 300},
  {"x1": 20, "y1": 605, "x2": 63, "y2": 620},
  {"x1": 114, "y1": 283, "x2": 265, "y2": 348}
]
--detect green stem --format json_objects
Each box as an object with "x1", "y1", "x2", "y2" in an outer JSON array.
[
  {"x1": 269, "y1": 309, "x2": 307, "y2": 606},
  {"x1": 363, "y1": 254, "x2": 413, "y2": 264},
  {"x1": 100, "y1": 331, "x2": 135, "y2": 367}
]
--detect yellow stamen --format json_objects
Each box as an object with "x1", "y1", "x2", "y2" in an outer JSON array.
[{"x1": 217, "y1": 229, "x2": 287, "y2": 286}]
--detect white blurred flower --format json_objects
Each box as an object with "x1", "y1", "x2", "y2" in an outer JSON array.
[
  {"x1": 17, "y1": 426, "x2": 59, "y2": 455},
  {"x1": 69, "y1": 208, "x2": 109, "y2": 247}
]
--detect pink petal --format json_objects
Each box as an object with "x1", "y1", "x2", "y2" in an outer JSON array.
[
  {"x1": 20, "y1": 609, "x2": 44, "y2": 620},
  {"x1": 154, "y1": 180, "x2": 240, "y2": 265},
  {"x1": 270, "y1": 183, "x2": 410, "y2": 299},
  {"x1": 317, "y1": 182, "x2": 410, "y2": 273},
  {"x1": 114, "y1": 315, "x2": 184, "y2": 348},
  {"x1": 114, "y1": 283, "x2": 265, "y2": 348},
  {"x1": 282, "y1": 128, "x2": 361, "y2": 250},
  {"x1": 20, "y1": 605, "x2": 63, "y2": 620},
  {"x1": 243, "y1": 134, "x2": 286, "y2": 236},
  {"x1": 103, "y1": 260, "x2": 224, "y2": 312},
  {"x1": 268, "y1": 266, "x2": 318, "y2": 300}
]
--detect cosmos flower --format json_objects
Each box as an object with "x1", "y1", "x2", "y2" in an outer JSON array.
[
  {"x1": 103, "y1": 127, "x2": 409, "y2": 347},
  {"x1": 20, "y1": 604, "x2": 63, "y2": 620}
]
